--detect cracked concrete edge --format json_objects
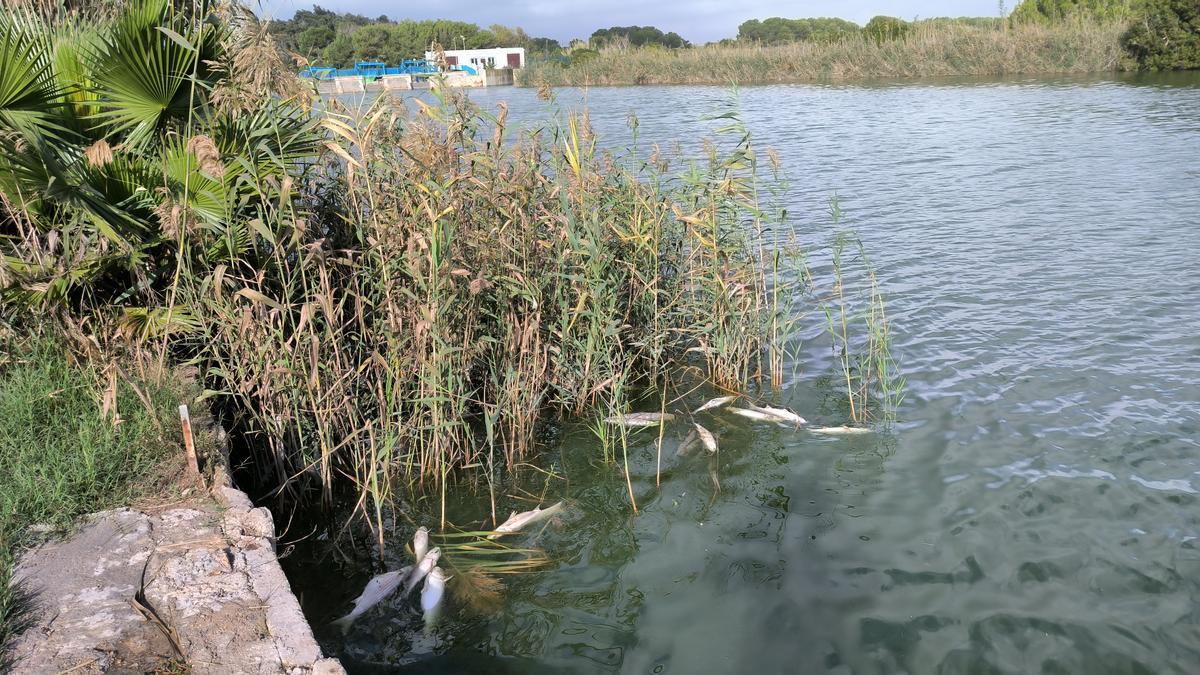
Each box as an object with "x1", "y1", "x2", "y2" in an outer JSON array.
[{"x1": 210, "y1": 452, "x2": 344, "y2": 675}]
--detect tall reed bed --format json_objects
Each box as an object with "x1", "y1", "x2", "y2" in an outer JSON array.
[
  {"x1": 175, "y1": 90, "x2": 806, "y2": 541},
  {"x1": 519, "y1": 18, "x2": 1128, "y2": 87}
]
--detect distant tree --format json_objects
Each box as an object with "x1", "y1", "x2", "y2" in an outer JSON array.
[
  {"x1": 320, "y1": 33, "x2": 355, "y2": 67},
  {"x1": 296, "y1": 25, "x2": 335, "y2": 61},
  {"x1": 1121, "y1": 0, "x2": 1200, "y2": 70},
  {"x1": 590, "y1": 26, "x2": 689, "y2": 48},
  {"x1": 1010, "y1": 0, "x2": 1137, "y2": 22},
  {"x1": 737, "y1": 17, "x2": 860, "y2": 44},
  {"x1": 528, "y1": 36, "x2": 562, "y2": 53},
  {"x1": 863, "y1": 16, "x2": 912, "y2": 42},
  {"x1": 351, "y1": 24, "x2": 398, "y2": 63}
]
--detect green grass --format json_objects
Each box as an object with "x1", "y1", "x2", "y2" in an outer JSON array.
[{"x1": 0, "y1": 336, "x2": 187, "y2": 667}]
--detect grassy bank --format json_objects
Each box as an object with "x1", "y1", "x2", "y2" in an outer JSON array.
[
  {"x1": 518, "y1": 18, "x2": 1129, "y2": 86},
  {"x1": 0, "y1": 335, "x2": 191, "y2": 665}
]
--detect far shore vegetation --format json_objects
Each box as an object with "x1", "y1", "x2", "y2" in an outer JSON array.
[
  {"x1": 519, "y1": 18, "x2": 1130, "y2": 86},
  {"x1": 266, "y1": 0, "x2": 1199, "y2": 86},
  {"x1": 521, "y1": 1, "x2": 1200, "y2": 86}
]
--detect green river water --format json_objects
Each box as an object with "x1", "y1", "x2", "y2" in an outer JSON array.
[{"x1": 287, "y1": 72, "x2": 1200, "y2": 674}]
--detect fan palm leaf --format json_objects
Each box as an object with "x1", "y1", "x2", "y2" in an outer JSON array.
[
  {"x1": 0, "y1": 9, "x2": 70, "y2": 145},
  {"x1": 89, "y1": 0, "x2": 218, "y2": 150}
]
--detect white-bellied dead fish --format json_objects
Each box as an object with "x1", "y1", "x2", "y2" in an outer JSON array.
[
  {"x1": 746, "y1": 403, "x2": 807, "y2": 426},
  {"x1": 810, "y1": 426, "x2": 873, "y2": 435},
  {"x1": 693, "y1": 395, "x2": 737, "y2": 415},
  {"x1": 421, "y1": 566, "x2": 449, "y2": 629},
  {"x1": 604, "y1": 412, "x2": 676, "y2": 428},
  {"x1": 729, "y1": 407, "x2": 783, "y2": 424},
  {"x1": 487, "y1": 501, "x2": 565, "y2": 539},
  {"x1": 730, "y1": 404, "x2": 807, "y2": 427},
  {"x1": 330, "y1": 565, "x2": 411, "y2": 634},
  {"x1": 677, "y1": 428, "x2": 700, "y2": 456},
  {"x1": 694, "y1": 423, "x2": 718, "y2": 454},
  {"x1": 412, "y1": 526, "x2": 429, "y2": 562},
  {"x1": 403, "y1": 548, "x2": 442, "y2": 597}
]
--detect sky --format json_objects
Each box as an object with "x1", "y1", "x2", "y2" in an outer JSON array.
[{"x1": 260, "y1": 1, "x2": 1010, "y2": 44}]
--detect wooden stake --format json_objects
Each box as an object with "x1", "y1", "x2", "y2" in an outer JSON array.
[{"x1": 179, "y1": 404, "x2": 200, "y2": 479}]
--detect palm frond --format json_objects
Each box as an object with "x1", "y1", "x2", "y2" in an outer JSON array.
[
  {"x1": 0, "y1": 9, "x2": 71, "y2": 145},
  {"x1": 89, "y1": 0, "x2": 212, "y2": 148}
]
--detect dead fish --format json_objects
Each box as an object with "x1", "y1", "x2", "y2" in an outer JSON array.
[
  {"x1": 731, "y1": 404, "x2": 807, "y2": 427},
  {"x1": 729, "y1": 407, "x2": 785, "y2": 424},
  {"x1": 412, "y1": 526, "x2": 429, "y2": 562},
  {"x1": 810, "y1": 426, "x2": 873, "y2": 435},
  {"x1": 604, "y1": 412, "x2": 676, "y2": 428},
  {"x1": 694, "y1": 422, "x2": 718, "y2": 454},
  {"x1": 330, "y1": 565, "x2": 411, "y2": 634},
  {"x1": 746, "y1": 403, "x2": 808, "y2": 426},
  {"x1": 693, "y1": 395, "x2": 737, "y2": 414},
  {"x1": 403, "y1": 548, "x2": 442, "y2": 597},
  {"x1": 676, "y1": 428, "x2": 700, "y2": 456},
  {"x1": 421, "y1": 566, "x2": 449, "y2": 627},
  {"x1": 487, "y1": 501, "x2": 565, "y2": 539}
]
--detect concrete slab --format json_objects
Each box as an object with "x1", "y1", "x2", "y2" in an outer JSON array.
[{"x1": 9, "y1": 491, "x2": 344, "y2": 674}]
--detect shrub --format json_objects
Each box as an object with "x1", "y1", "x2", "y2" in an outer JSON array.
[
  {"x1": 1121, "y1": 0, "x2": 1200, "y2": 69},
  {"x1": 863, "y1": 16, "x2": 912, "y2": 42},
  {"x1": 1011, "y1": 0, "x2": 1137, "y2": 22}
]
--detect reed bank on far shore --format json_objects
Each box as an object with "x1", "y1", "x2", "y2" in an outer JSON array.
[{"x1": 517, "y1": 19, "x2": 1131, "y2": 87}]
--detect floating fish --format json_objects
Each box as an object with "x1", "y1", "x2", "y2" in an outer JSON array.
[
  {"x1": 729, "y1": 407, "x2": 784, "y2": 424},
  {"x1": 412, "y1": 526, "x2": 429, "y2": 562},
  {"x1": 810, "y1": 426, "x2": 873, "y2": 435},
  {"x1": 330, "y1": 565, "x2": 411, "y2": 634},
  {"x1": 694, "y1": 422, "x2": 718, "y2": 454},
  {"x1": 403, "y1": 548, "x2": 442, "y2": 597},
  {"x1": 693, "y1": 395, "x2": 737, "y2": 414},
  {"x1": 730, "y1": 404, "x2": 807, "y2": 427},
  {"x1": 677, "y1": 428, "x2": 700, "y2": 456},
  {"x1": 746, "y1": 403, "x2": 808, "y2": 426},
  {"x1": 421, "y1": 566, "x2": 450, "y2": 629},
  {"x1": 487, "y1": 501, "x2": 565, "y2": 539},
  {"x1": 604, "y1": 412, "x2": 676, "y2": 428}
]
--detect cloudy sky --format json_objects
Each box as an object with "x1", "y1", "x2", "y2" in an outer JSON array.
[{"x1": 262, "y1": 1, "x2": 1008, "y2": 44}]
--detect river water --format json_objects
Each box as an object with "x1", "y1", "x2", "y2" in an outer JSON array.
[{"x1": 292, "y1": 73, "x2": 1200, "y2": 673}]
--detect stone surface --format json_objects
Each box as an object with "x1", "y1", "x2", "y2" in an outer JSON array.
[{"x1": 9, "y1": 490, "x2": 344, "y2": 675}]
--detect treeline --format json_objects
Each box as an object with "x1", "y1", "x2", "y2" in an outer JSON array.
[
  {"x1": 271, "y1": 0, "x2": 1197, "y2": 72},
  {"x1": 730, "y1": 1, "x2": 1196, "y2": 70},
  {"x1": 269, "y1": 6, "x2": 560, "y2": 67},
  {"x1": 590, "y1": 25, "x2": 688, "y2": 48}
]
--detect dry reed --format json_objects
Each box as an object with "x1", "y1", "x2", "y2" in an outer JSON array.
[{"x1": 519, "y1": 18, "x2": 1128, "y2": 87}]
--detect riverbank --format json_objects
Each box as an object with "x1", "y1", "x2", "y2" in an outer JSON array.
[
  {"x1": 0, "y1": 337, "x2": 341, "y2": 672},
  {"x1": 517, "y1": 19, "x2": 1128, "y2": 86}
]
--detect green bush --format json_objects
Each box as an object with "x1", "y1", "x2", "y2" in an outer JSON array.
[
  {"x1": 863, "y1": 16, "x2": 911, "y2": 42},
  {"x1": 1121, "y1": 0, "x2": 1200, "y2": 69},
  {"x1": 1011, "y1": 0, "x2": 1137, "y2": 22}
]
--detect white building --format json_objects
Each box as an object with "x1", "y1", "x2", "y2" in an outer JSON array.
[{"x1": 424, "y1": 47, "x2": 526, "y2": 71}]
